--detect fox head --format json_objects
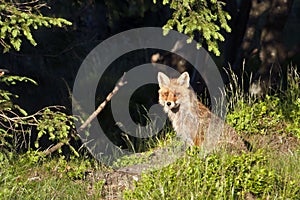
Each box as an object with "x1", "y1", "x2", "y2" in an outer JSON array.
[{"x1": 157, "y1": 72, "x2": 190, "y2": 112}]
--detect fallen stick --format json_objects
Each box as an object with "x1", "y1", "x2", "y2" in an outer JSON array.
[{"x1": 44, "y1": 73, "x2": 127, "y2": 156}]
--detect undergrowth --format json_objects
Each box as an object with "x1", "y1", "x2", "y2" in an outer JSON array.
[
  {"x1": 123, "y1": 149, "x2": 300, "y2": 199},
  {"x1": 0, "y1": 66, "x2": 299, "y2": 199},
  {"x1": 226, "y1": 67, "x2": 300, "y2": 138}
]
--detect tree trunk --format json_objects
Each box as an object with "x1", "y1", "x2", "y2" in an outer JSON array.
[
  {"x1": 250, "y1": 0, "x2": 294, "y2": 95},
  {"x1": 228, "y1": 0, "x2": 294, "y2": 95}
]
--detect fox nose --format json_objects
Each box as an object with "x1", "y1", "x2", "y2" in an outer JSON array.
[{"x1": 166, "y1": 102, "x2": 171, "y2": 106}]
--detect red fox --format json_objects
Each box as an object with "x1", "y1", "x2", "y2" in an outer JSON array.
[{"x1": 157, "y1": 72, "x2": 248, "y2": 152}]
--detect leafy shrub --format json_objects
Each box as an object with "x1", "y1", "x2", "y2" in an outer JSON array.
[
  {"x1": 226, "y1": 96, "x2": 284, "y2": 134},
  {"x1": 0, "y1": 75, "x2": 79, "y2": 157},
  {"x1": 226, "y1": 67, "x2": 300, "y2": 138},
  {"x1": 35, "y1": 106, "x2": 78, "y2": 155},
  {"x1": 124, "y1": 150, "x2": 279, "y2": 199},
  {"x1": 0, "y1": 75, "x2": 37, "y2": 151}
]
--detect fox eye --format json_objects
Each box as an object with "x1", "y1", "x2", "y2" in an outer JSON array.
[
  {"x1": 164, "y1": 92, "x2": 169, "y2": 96},
  {"x1": 174, "y1": 92, "x2": 180, "y2": 97}
]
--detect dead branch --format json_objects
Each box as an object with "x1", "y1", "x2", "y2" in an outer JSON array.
[{"x1": 43, "y1": 73, "x2": 127, "y2": 156}]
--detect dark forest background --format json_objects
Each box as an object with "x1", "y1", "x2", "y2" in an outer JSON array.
[{"x1": 1, "y1": 0, "x2": 300, "y2": 149}]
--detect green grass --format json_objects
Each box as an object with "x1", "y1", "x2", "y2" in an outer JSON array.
[
  {"x1": 0, "y1": 67, "x2": 299, "y2": 199},
  {"x1": 0, "y1": 152, "x2": 106, "y2": 199},
  {"x1": 123, "y1": 150, "x2": 300, "y2": 199}
]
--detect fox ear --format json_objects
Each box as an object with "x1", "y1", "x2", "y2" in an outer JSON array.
[
  {"x1": 157, "y1": 72, "x2": 170, "y2": 87},
  {"x1": 177, "y1": 72, "x2": 190, "y2": 88}
]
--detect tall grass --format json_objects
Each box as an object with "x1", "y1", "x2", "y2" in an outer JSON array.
[
  {"x1": 123, "y1": 65, "x2": 300, "y2": 199},
  {"x1": 226, "y1": 66, "x2": 300, "y2": 138}
]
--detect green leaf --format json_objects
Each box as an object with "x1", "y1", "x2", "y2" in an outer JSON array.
[
  {"x1": 186, "y1": 36, "x2": 193, "y2": 43},
  {"x1": 162, "y1": 27, "x2": 170, "y2": 36},
  {"x1": 196, "y1": 43, "x2": 202, "y2": 49},
  {"x1": 10, "y1": 38, "x2": 21, "y2": 51},
  {"x1": 1, "y1": 26, "x2": 7, "y2": 35},
  {"x1": 12, "y1": 29, "x2": 19, "y2": 38},
  {"x1": 163, "y1": 0, "x2": 169, "y2": 5},
  {"x1": 34, "y1": 141, "x2": 39, "y2": 148},
  {"x1": 19, "y1": 108, "x2": 28, "y2": 116}
]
